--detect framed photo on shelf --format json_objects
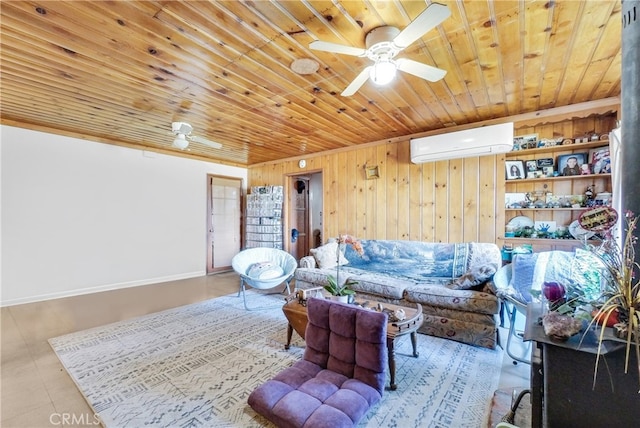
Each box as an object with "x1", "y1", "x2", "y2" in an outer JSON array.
[
  {"x1": 512, "y1": 134, "x2": 538, "y2": 151},
  {"x1": 525, "y1": 160, "x2": 538, "y2": 172},
  {"x1": 536, "y1": 157, "x2": 554, "y2": 168},
  {"x1": 505, "y1": 160, "x2": 525, "y2": 180},
  {"x1": 588, "y1": 146, "x2": 611, "y2": 174},
  {"x1": 557, "y1": 153, "x2": 587, "y2": 176},
  {"x1": 542, "y1": 166, "x2": 555, "y2": 177}
]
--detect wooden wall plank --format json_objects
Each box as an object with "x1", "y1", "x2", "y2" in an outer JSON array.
[{"x1": 248, "y1": 107, "x2": 618, "y2": 251}]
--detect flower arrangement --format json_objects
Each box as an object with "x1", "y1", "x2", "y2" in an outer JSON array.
[
  {"x1": 323, "y1": 234, "x2": 364, "y2": 297},
  {"x1": 584, "y1": 210, "x2": 640, "y2": 388}
]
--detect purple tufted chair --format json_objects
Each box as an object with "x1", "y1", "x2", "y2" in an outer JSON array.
[{"x1": 248, "y1": 297, "x2": 388, "y2": 427}]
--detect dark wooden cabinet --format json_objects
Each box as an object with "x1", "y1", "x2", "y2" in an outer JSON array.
[{"x1": 524, "y1": 305, "x2": 640, "y2": 427}]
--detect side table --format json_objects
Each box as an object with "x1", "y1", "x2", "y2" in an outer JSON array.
[
  {"x1": 524, "y1": 304, "x2": 640, "y2": 426},
  {"x1": 282, "y1": 296, "x2": 424, "y2": 391}
]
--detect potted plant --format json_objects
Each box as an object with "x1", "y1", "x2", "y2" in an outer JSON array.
[
  {"x1": 324, "y1": 234, "x2": 364, "y2": 302},
  {"x1": 583, "y1": 209, "x2": 640, "y2": 388},
  {"x1": 324, "y1": 276, "x2": 357, "y2": 303}
]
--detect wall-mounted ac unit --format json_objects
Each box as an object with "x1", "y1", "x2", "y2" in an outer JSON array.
[{"x1": 410, "y1": 122, "x2": 513, "y2": 163}]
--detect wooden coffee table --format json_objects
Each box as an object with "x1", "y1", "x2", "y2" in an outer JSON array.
[{"x1": 282, "y1": 295, "x2": 424, "y2": 390}]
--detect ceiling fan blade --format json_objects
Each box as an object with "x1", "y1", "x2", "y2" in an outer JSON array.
[
  {"x1": 189, "y1": 135, "x2": 223, "y2": 149},
  {"x1": 393, "y1": 3, "x2": 451, "y2": 49},
  {"x1": 309, "y1": 40, "x2": 366, "y2": 57},
  {"x1": 396, "y1": 58, "x2": 446, "y2": 82},
  {"x1": 341, "y1": 66, "x2": 373, "y2": 96}
]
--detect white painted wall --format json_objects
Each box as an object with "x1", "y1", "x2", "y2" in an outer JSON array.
[{"x1": 0, "y1": 125, "x2": 247, "y2": 306}]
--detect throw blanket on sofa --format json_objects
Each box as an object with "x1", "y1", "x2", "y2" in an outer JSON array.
[{"x1": 343, "y1": 240, "x2": 469, "y2": 283}]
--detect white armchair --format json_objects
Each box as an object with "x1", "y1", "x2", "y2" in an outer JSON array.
[{"x1": 231, "y1": 247, "x2": 297, "y2": 310}]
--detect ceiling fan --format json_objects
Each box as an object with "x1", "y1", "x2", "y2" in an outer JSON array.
[
  {"x1": 309, "y1": 3, "x2": 451, "y2": 96},
  {"x1": 170, "y1": 122, "x2": 222, "y2": 150}
]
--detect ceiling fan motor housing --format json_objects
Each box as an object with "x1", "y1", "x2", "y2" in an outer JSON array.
[
  {"x1": 365, "y1": 26, "x2": 401, "y2": 60},
  {"x1": 171, "y1": 122, "x2": 193, "y2": 135}
]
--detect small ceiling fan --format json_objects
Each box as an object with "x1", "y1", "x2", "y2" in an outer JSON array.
[
  {"x1": 309, "y1": 3, "x2": 451, "y2": 96},
  {"x1": 170, "y1": 122, "x2": 222, "y2": 150}
]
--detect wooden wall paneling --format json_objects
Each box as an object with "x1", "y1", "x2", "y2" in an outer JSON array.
[
  {"x1": 448, "y1": 158, "x2": 464, "y2": 243},
  {"x1": 397, "y1": 141, "x2": 411, "y2": 240},
  {"x1": 462, "y1": 157, "x2": 480, "y2": 241},
  {"x1": 554, "y1": 120, "x2": 574, "y2": 140},
  {"x1": 355, "y1": 147, "x2": 371, "y2": 239},
  {"x1": 477, "y1": 155, "x2": 496, "y2": 243},
  {"x1": 385, "y1": 143, "x2": 399, "y2": 240},
  {"x1": 365, "y1": 146, "x2": 378, "y2": 240},
  {"x1": 494, "y1": 154, "x2": 507, "y2": 245},
  {"x1": 324, "y1": 153, "x2": 338, "y2": 241},
  {"x1": 409, "y1": 152, "x2": 423, "y2": 241},
  {"x1": 344, "y1": 149, "x2": 358, "y2": 236},
  {"x1": 375, "y1": 144, "x2": 387, "y2": 239},
  {"x1": 420, "y1": 161, "x2": 436, "y2": 242},
  {"x1": 434, "y1": 161, "x2": 450, "y2": 243}
]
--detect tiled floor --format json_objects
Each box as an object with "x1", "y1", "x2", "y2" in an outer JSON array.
[{"x1": 1, "y1": 274, "x2": 530, "y2": 427}]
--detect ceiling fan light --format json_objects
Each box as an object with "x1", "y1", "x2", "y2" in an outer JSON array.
[
  {"x1": 369, "y1": 60, "x2": 396, "y2": 85},
  {"x1": 173, "y1": 134, "x2": 188, "y2": 149}
]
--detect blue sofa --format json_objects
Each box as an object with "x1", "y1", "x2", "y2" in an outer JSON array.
[{"x1": 294, "y1": 240, "x2": 502, "y2": 349}]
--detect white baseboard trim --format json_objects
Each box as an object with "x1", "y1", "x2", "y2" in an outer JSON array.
[{"x1": 0, "y1": 271, "x2": 206, "y2": 307}]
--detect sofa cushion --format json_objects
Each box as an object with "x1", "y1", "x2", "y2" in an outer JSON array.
[
  {"x1": 296, "y1": 268, "x2": 354, "y2": 287},
  {"x1": 404, "y1": 284, "x2": 499, "y2": 315},
  {"x1": 346, "y1": 271, "x2": 415, "y2": 300},
  {"x1": 310, "y1": 242, "x2": 348, "y2": 269}
]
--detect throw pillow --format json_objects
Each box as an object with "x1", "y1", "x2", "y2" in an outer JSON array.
[
  {"x1": 310, "y1": 242, "x2": 349, "y2": 269},
  {"x1": 246, "y1": 261, "x2": 284, "y2": 280},
  {"x1": 447, "y1": 265, "x2": 497, "y2": 290}
]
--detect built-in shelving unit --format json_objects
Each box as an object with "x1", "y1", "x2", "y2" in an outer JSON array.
[
  {"x1": 500, "y1": 111, "x2": 617, "y2": 252},
  {"x1": 245, "y1": 185, "x2": 284, "y2": 249}
]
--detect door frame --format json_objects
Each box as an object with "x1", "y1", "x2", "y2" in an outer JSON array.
[
  {"x1": 206, "y1": 174, "x2": 244, "y2": 274},
  {"x1": 285, "y1": 169, "x2": 323, "y2": 257}
]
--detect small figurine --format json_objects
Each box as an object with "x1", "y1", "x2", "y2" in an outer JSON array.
[{"x1": 585, "y1": 186, "x2": 594, "y2": 201}]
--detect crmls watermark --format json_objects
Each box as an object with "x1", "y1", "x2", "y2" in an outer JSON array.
[{"x1": 49, "y1": 413, "x2": 101, "y2": 426}]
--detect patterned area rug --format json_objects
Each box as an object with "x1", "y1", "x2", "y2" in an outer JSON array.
[{"x1": 49, "y1": 291, "x2": 503, "y2": 427}]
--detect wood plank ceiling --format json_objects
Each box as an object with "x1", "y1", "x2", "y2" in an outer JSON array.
[{"x1": 0, "y1": 1, "x2": 621, "y2": 166}]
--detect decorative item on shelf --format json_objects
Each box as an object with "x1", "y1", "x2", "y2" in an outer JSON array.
[
  {"x1": 536, "y1": 157, "x2": 555, "y2": 168},
  {"x1": 582, "y1": 209, "x2": 640, "y2": 388},
  {"x1": 505, "y1": 192, "x2": 528, "y2": 208},
  {"x1": 542, "y1": 166, "x2": 555, "y2": 177},
  {"x1": 568, "y1": 220, "x2": 595, "y2": 241},
  {"x1": 589, "y1": 146, "x2": 611, "y2": 174},
  {"x1": 535, "y1": 221, "x2": 556, "y2": 238},
  {"x1": 530, "y1": 190, "x2": 546, "y2": 208},
  {"x1": 585, "y1": 186, "x2": 594, "y2": 204},
  {"x1": 512, "y1": 134, "x2": 538, "y2": 151},
  {"x1": 557, "y1": 153, "x2": 588, "y2": 176},
  {"x1": 555, "y1": 226, "x2": 569, "y2": 239},
  {"x1": 324, "y1": 235, "x2": 364, "y2": 301},
  {"x1": 505, "y1": 160, "x2": 525, "y2": 179}
]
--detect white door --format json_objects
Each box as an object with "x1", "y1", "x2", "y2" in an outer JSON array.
[{"x1": 207, "y1": 176, "x2": 241, "y2": 273}]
